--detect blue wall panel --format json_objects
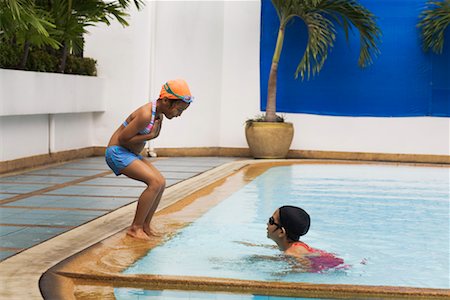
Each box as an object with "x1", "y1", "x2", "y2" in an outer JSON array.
[{"x1": 260, "y1": 0, "x2": 450, "y2": 117}]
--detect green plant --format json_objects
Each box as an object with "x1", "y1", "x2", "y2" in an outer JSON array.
[
  {"x1": 0, "y1": 0, "x2": 59, "y2": 47},
  {"x1": 0, "y1": 42, "x2": 22, "y2": 68},
  {"x1": 418, "y1": 0, "x2": 450, "y2": 54},
  {"x1": 0, "y1": 0, "x2": 60, "y2": 69},
  {"x1": 65, "y1": 55, "x2": 97, "y2": 76},
  {"x1": 40, "y1": 0, "x2": 144, "y2": 72},
  {"x1": 246, "y1": 114, "x2": 285, "y2": 125},
  {"x1": 0, "y1": 44, "x2": 97, "y2": 75},
  {"x1": 263, "y1": 0, "x2": 382, "y2": 122},
  {"x1": 26, "y1": 48, "x2": 59, "y2": 72},
  {"x1": 0, "y1": 0, "x2": 144, "y2": 74}
]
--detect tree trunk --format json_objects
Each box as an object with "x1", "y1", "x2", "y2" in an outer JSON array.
[
  {"x1": 265, "y1": 25, "x2": 285, "y2": 122},
  {"x1": 18, "y1": 41, "x2": 30, "y2": 70},
  {"x1": 265, "y1": 62, "x2": 279, "y2": 122},
  {"x1": 58, "y1": 42, "x2": 68, "y2": 73}
]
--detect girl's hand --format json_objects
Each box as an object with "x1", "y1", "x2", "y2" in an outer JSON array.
[{"x1": 148, "y1": 117, "x2": 163, "y2": 139}]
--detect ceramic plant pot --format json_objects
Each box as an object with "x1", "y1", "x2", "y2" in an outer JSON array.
[{"x1": 245, "y1": 121, "x2": 294, "y2": 159}]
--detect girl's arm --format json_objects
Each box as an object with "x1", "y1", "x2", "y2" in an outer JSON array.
[{"x1": 118, "y1": 111, "x2": 160, "y2": 146}]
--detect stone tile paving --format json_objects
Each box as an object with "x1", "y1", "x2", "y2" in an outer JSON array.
[
  {"x1": 0, "y1": 156, "x2": 237, "y2": 261},
  {"x1": 0, "y1": 194, "x2": 18, "y2": 200},
  {"x1": 0, "y1": 175, "x2": 82, "y2": 184},
  {"x1": 0, "y1": 183, "x2": 54, "y2": 193}
]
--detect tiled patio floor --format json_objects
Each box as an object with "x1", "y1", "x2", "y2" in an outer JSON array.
[{"x1": 0, "y1": 156, "x2": 238, "y2": 261}]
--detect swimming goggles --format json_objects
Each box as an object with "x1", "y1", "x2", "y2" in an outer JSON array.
[
  {"x1": 269, "y1": 216, "x2": 282, "y2": 229},
  {"x1": 164, "y1": 83, "x2": 194, "y2": 104}
]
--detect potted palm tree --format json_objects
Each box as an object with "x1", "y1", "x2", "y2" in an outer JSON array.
[
  {"x1": 418, "y1": 0, "x2": 450, "y2": 54},
  {"x1": 245, "y1": 0, "x2": 382, "y2": 158}
]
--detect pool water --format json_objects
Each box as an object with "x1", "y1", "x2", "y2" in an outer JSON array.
[
  {"x1": 114, "y1": 288, "x2": 334, "y2": 300},
  {"x1": 122, "y1": 164, "x2": 449, "y2": 288}
]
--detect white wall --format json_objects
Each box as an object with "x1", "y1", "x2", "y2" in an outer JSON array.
[
  {"x1": 0, "y1": 69, "x2": 104, "y2": 116},
  {"x1": 1, "y1": 0, "x2": 449, "y2": 162},
  {"x1": 149, "y1": 1, "x2": 224, "y2": 148},
  {"x1": 0, "y1": 115, "x2": 49, "y2": 161},
  {"x1": 287, "y1": 114, "x2": 450, "y2": 155},
  {"x1": 51, "y1": 113, "x2": 95, "y2": 152},
  {"x1": 219, "y1": 1, "x2": 262, "y2": 148},
  {"x1": 0, "y1": 112, "x2": 97, "y2": 161}
]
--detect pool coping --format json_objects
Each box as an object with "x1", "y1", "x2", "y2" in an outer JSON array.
[
  {"x1": 1, "y1": 159, "x2": 449, "y2": 299},
  {"x1": 53, "y1": 272, "x2": 450, "y2": 300}
]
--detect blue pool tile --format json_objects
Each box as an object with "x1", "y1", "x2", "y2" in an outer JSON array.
[
  {"x1": 0, "y1": 193, "x2": 17, "y2": 200},
  {"x1": 0, "y1": 208, "x2": 104, "y2": 226},
  {"x1": 26, "y1": 169, "x2": 105, "y2": 176},
  {"x1": 4, "y1": 195, "x2": 135, "y2": 210},
  {"x1": 153, "y1": 165, "x2": 212, "y2": 173},
  {"x1": 3, "y1": 196, "x2": 64, "y2": 207},
  {"x1": 55, "y1": 162, "x2": 110, "y2": 170},
  {"x1": 0, "y1": 226, "x2": 26, "y2": 236},
  {"x1": 46, "y1": 185, "x2": 142, "y2": 197},
  {"x1": 3, "y1": 215, "x2": 52, "y2": 224},
  {"x1": 0, "y1": 251, "x2": 17, "y2": 261},
  {"x1": 58, "y1": 210, "x2": 107, "y2": 217},
  {"x1": 0, "y1": 207, "x2": 28, "y2": 218},
  {"x1": 31, "y1": 209, "x2": 103, "y2": 218},
  {"x1": 45, "y1": 198, "x2": 135, "y2": 210},
  {"x1": 84, "y1": 177, "x2": 179, "y2": 187},
  {"x1": 0, "y1": 183, "x2": 53, "y2": 193},
  {"x1": 21, "y1": 226, "x2": 68, "y2": 235},
  {"x1": 153, "y1": 157, "x2": 235, "y2": 165},
  {"x1": 0, "y1": 227, "x2": 67, "y2": 248},
  {"x1": 81, "y1": 177, "x2": 146, "y2": 187},
  {"x1": 0, "y1": 175, "x2": 81, "y2": 184},
  {"x1": 6, "y1": 215, "x2": 85, "y2": 227}
]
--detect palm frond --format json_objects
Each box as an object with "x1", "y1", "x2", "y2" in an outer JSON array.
[
  {"x1": 319, "y1": 0, "x2": 381, "y2": 68},
  {"x1": 271, "y1": 0, "x2": 381, "y2": 80},
  {"x1": 295, "y1": 12, "x2": 336, "y2": 80},
  {"x1": 418, "y1": 0, "x2": 450, "y2": 54}
]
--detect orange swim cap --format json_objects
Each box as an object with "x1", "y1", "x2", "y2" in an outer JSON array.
[{"x1": 159, "y1": 79, "x2": 193, "y2": 103}]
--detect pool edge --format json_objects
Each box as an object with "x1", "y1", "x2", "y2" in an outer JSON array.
[{"x1": 56, "y1": 272, "x2": 450, "y2": 300}]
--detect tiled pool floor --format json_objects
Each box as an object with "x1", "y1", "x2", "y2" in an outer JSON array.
[{"x1": 0, "y1": 156, "x2": 237, "y2": 261}]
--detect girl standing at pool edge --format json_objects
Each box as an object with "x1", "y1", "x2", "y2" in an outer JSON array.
[{"x1": 105, "y1": 79, "x2": 193, "y2": 240}]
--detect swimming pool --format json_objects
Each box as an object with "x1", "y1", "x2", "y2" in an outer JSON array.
[
  {"x1": 43, "y1": 161, "x2": 450, "y2": 299},
  {"x1": 120, "y1": 163, "x2": 449, "y2": 289}
]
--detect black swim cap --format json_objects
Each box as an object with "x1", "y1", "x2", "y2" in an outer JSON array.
[{"x1": 278, "y1": 205, "x2": 310, "y2": 241}]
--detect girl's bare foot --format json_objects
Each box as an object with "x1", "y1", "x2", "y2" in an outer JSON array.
[
  {"x1": 127, "y1": 226, "x2": 151, "y2": 240},
  {"x1": 144, "y1": 225, "x2": 162, "y2": 237}
]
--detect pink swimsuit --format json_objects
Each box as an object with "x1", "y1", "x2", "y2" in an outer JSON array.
[
  {"x1": 122, "y1": 101, "x2": 157, "y2": 135},
  {"x1": 292, "y1": 242, "x2": 346, "y2": 272}
]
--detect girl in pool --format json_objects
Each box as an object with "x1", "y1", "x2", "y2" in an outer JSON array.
[
  {"x1": 105, "y1": 79, "x2": 193, "y2": 240},
  {"x1": 267, "y1": 205, "x2": 345, "y2": 272}
]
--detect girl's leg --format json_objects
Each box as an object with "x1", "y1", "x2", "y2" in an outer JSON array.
[
  {"x1": 142, "y1": 160, "x2": 165, "y2": 236},
  {"x1": 120, "y1": 159, "x2": 165, "y2": 240}
]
